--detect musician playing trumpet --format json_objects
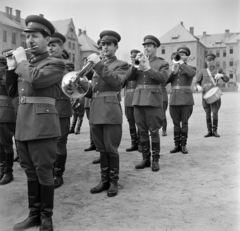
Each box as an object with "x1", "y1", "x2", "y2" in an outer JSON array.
[
  {"x1": 166, "y1": 46, "x2": 196, "y2": 154},
  {"x1": 195, "y1": 53, "x2": 229, "y2": 138}
]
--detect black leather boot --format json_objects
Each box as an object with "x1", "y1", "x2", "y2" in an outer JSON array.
[
  {"x1": 13, "y1": 181, "x2": 41, "y2": 230},
  {"x1": 0, "y1": 152, "x2": 5, "y2": 181},
  {"x1": 53, "y1": 155, "x2": 67, "y2": 189},
  {"x1": 69, "y1": 115, "x2": 77, "y2": 134},
  {"x1": 212, "y1": 119, "x2": 220, "y2": 137},
  {"x1": 170, "y1": 132, "x2": 181, "y2": 153},
  {"x1": 135, "y1": 141, "x2": 151, "y2": 169},
  {"x1": 92, "y1": 156, "x2": 100, "y2": 164},
  {"x1": 126, "y1": 128, "x2": 138, "y2": 152},
  {"x1": 14, "y1": 138, "x2": 20, "y2": 162},
  {"x1": 162, "y1": 119, "x2": 167, "y2": 136},
  {"x1": 91, "y1": 152, "x2": 110, "y2": 194},
  {"x1": 0, "y1": 152, "x2": 14, "y2": 185},
  {"x1": 39, "y1": 184, "x2": 54, "y2": 231},
  {"x1": 84, "y1": 131, "x2": 96, "y2": 151},
  {"x1": 151, "y1": 142, "x2": 160, "y2": 172},
  {"x1": 75, "y1": 117, "x2": 83, "y2": 135},
  {"x1": 137, "y1": 130, "x2": 142, "y2": 153},
  {"x1": 181, "y1": 132, "x2": 188, "y2": 154},
  {"x1": 204, "y1": 118, "x2": 213, "y2": 137},
  {"x1": 107, "y1": 154, "x2": 119, "y2": 197}
]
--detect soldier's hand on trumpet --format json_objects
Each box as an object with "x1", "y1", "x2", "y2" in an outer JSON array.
[
  {"x1": 87, "y1": 53, "x2": 100, "y2": 65},
  {"x1": 6, "y1": 55, "x2": 17, "y2": 70}
]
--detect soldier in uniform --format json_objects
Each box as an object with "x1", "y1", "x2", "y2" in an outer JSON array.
[
  {"x1": 125, "y1": 49, "x2": 141, "y2": 152},
  {"x1": 85, "y1": 30, "x2": 129, "y2": 197},
  {"x1": 5, "y1": 15, "x2": 65, "y2": 231},
  {"x1": 166, "y1": 46, "x2": 196, "y2": 154},
  {"x1": 0, "y1": 55, "x2": 16, "y2": 185},
  {"x1": 47, "y1": 32, "x2": 74, "y2": 189},
  {"x1": 127, "y1": 35, "x2": 169, "y2": 172},
  {"x1": 195, "y1": 53, "x2": 229, "y2": 137}
]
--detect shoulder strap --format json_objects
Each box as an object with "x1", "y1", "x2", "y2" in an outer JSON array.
[{"x1": 206, "y1": 68, "x2": 216, "y2": 86}]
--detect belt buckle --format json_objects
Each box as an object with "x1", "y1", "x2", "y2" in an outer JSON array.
[
  {"x1": 143, "y1": 85, "x2": 146, "y2": 89},
  {"x1": 176, "y1": 85, "x2": 180, "y2": 89},
  {"x1": 93, "y1": 91, "x2": 99, "y2": 98},
  {"x1": 20, "y1": 96, "x2": 26, "y2": 104}
]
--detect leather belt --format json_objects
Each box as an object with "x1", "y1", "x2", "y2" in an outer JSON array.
[
  {"x1": 126, "y1": 89, "x2": 135, "y2": 93},
  {"x1": 172, "y1": 86, "x2": 191, "y2": 90},
  {"x1": 20, "y1": 96, "x2": 56, "y2": 105},
  {"x1": 136, "y1": 84, "x2": 161, "y2": 89},
  {"x1": 0, "y1": 95, "x2": 10, "y2": 100},
  {"x1": 92, "y1": 91, "x2": 119, "y2": 98}
]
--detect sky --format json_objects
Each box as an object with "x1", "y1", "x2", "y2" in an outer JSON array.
[{"x1": 1, "y1": 0, "x2": 239, "y2": 59}]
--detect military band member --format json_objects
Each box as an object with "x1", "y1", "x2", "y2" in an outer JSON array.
[
  {"x1": 125, "y1": 49, "x2": 141, "y2": 152},
  {"x1": 0, "y1": 55, "x2": 16, "y2": 185},
  {"x1": 166, "y1": 46, "x2": 196, "y2": 154},
  {"x1": 47, "y1": 32, "x2": 74, "y2": 189},
  {"x1": 85, "y1": 30, "x2": 129, "y2": 197},
  {"x1": 127, "y1": 35, "x2": 169, "y2": 172},
  {"x1": 5, "y1": 15, "x2": 65, "y2": 231},
  {"x1": 195, "y1": 53, "x2": 229, "y2": 137}
]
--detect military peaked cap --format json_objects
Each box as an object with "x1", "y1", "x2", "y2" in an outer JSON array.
[
  {"x1": 62, "y1": 49, "x2": 69, "y2": 60},
  {"x1": 130, "y1": 49, "x2": 141, "y2": 58},
  {"x1": 49, "y1": 32, "x2": 66, "y2": 44},
  {"x1": 100, "y1": 30, "x2": 121, "y2": 43},
  {"x1": 205, "y1": 53, "x2": 216, "y2": 60},
  {"x1": 177, "y1": 46, "x2": 191, "y2": 56},
  {"x1": 142, "y1": 35, "x2": 161, "y2": 47},
  {"x1": 0, "y1": 55, "x2": 7, "y2": 67}
]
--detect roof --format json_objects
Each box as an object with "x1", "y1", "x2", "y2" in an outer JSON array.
[
  {"x1": 159, "y1": 23, "x2": 198, "y2": 44},
  {"x1": 196, "y1": 32, "x2": 240, "y2": 48},
  {"x1": 0, "y1": 11, "x2": 25, "y2": 30},
  {"x1": 78, "y1": 31, "x2": 99, "y2": 52},
  {"x1": 51, "y1": 19, "x2": 72, "y2": 36}
]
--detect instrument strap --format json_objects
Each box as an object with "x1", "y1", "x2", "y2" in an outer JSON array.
[{"x1": 206, "y1": 68, "x2": 216, "y2": 86}]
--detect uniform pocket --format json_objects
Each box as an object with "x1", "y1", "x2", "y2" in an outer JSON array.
[
  {"x1": 105, "y1": 96, "x2": 119, "y2": 104},
  {"x1": 35, "y1": 104, "x2": 58, "y2": 114}
]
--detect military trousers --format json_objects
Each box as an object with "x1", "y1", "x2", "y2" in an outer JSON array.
[
  {"x1": 125, "y1": 106, "x2": 137, "y2": 130},
  {"x1": 91, "y1": 124, "x2": 122, "y2": 155},
  {"x1": 169, "y1": 105, "x2": 193, "y2": 134},
  {"x1": 162, "y1": 101, "x2": 168, "y2": 120},
  {"x1": 57, "y1": 117, "x2": 70, "y2": 156},
  {"x1": 134, "y1": 106, "x2": 163, "y2": 143},
  {"x1": 17, "y1": 138, "x2": 57, "y2": 185},
  {"x1": 0, "y1": 123, "x2": 15, "y2": 153},
  {"x1": 202, "y1": 98, "x2": 221, "y2": 120}
]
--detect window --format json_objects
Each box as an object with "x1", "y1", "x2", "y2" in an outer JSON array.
[
  {"x1": 230, "y1": 73, "x2": 233, "y2": 79},
  {"x1": 229, "y1": 46, "x2": 233, "y2": 54},
  {"x1": 12, "y1": 33, "x2": 16, "y2": 44},
  {"x1": 205, "y1": 50, "x2": 208, "y2": 56},
  {"x1": 3, "y1": 30, "x2": 7, "y2": 42},
  {"x1": 21, "y1": 41, "x2": 27, "y2": 48},
  {"x1": 73, "y1": 43, "x2": 75, "y2": 50},
  {"x1": 216, "y1": 62, "x2": 220, "y2": 67},
  {"x1": 223, "y1": 61, "x2": 226, "y2": 69},
  {"x1": 161, "y1": 47, "x2": 165, "y2": 54},
  {"x1": 72, "y1": 54, "x2": 75, "y2": 63},
  {"x1": 69, "y1": 53, "x2": 71, "y2": 60},
  {"x1": 223, "y1": 50, "x2": 226, "y2": 57},
  {"x1": 229, "y1": 61, "x2": 233, "y2": 66},
  {"x1": 171, "y1": 34, "x2": 179, "y2": 39},
  {"x1": 69, "y1": 42, "x2": 71, "y2": 49},
  {"x1": 70, "y1": 28, "x2": 74, "y2": 33},
  {"x1": 216, "y1": 50, "x2": 220, "y2": 57}
]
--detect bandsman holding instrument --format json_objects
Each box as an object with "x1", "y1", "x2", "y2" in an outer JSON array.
[
  {"x1": 85, "y1": 30, "x2": 129, "y2": 197},
  {"x1": 166, "y1": 46, "x2": 196, "y2": 154},
  {"x1": 125, "y1": 49, "x2": 141, "y2": 152},
  {"x1": 5, "y1": 15, "x2": 65, "y2": 231},
  {"x1": 195, "y1": 53, "x2": 229, "y2": 138},
  {"x1": 47, "y1": 32, "x2": 74, "y2": 189},
  {"x1": 0, "y1": 55, "x2": 16, "y2": 185},
  {"x1": 127, "y1": 35, "x2": 169, "y2": 172}
]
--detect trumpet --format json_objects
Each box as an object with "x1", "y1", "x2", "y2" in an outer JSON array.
[
  {"x1": 61, "y1": 61, "x2": 93, "y2": 99},
  {"x1": 133, "y1": 53, "x2": 149, "y2": 68},
  {"x1": 3, "y1": 46, "x2": 38, "y2": 58}
]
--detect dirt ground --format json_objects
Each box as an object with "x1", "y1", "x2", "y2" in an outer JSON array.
[{"x1": 0, "y1": 92, "x2": 240, "y2": 231}]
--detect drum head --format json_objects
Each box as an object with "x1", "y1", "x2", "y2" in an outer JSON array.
[{"x1": 204, "y1": 87, "x2": 218, "y2": 98}]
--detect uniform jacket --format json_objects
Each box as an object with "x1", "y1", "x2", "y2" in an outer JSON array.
[
  {"x1": 0, "y1": 69, "x2": 16, "y2": 123},
  {"x1": 196, "y1": 66, "x2": 229, "y2": 97},
  {"x1": 85, "y1": 56, "x2": 129, "y2": 124},
  {"x1": 6, "y1": 51, "x2": 65, "y2": 141},
  {"x1": 55, "y1": 59, "x2": 74, "y2": 118},
  {"x1": 127, "y1": 56, "x2": 169, "y2": 107},
  {"x1": 166, "y1": 63, "x2": 196, "y2": 106}
]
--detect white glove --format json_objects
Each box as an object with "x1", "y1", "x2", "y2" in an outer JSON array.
[
  {"x1": 197, "y1": 85, "x2": 203, "y2": 92},
  {"x1": 141, "y1": 56, "x2": 151, "y2": 71},
  {"x1": 12, "y1": 47, "x2": 27, "y2": 64},
  {"x1": 215, "y1": 73, "x2": 224, "y2": 80},
  {"x1": 6, "y1": 56, "x2": 17, "y2": 70},
  {"x1": 87, "y1": 53, "x2": 100, "y2": 64},
  {"x1": 178, "y1": 60, "x2": 184, "y2": 65}
]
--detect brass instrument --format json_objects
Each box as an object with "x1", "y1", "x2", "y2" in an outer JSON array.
[
  {"x1": 61, "y1": 61, "x2": 93, "y2": 99},
  {"x1": 133, "y1": 53, "x2": 149, "y2": 68},
  {"x1": 3, "y1": 46, "x2": 38, "y2": 58}
]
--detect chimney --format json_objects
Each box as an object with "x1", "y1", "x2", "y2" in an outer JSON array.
[
  {"x1": 203, "y1": 31, "x2": 206, "y2": 36},
  {"x1": 190, "y1": 27, "x2": 194, "y2": 35},
  {"x1": 15, "y1": 10, "x2": 21, "y2": 22},
  {"x1": 9, "y1": 7, "x2": 13, "y2": 19},
  {"x1": 78, "y1": 29, "x2": 82, "y2": 36},
  {"x1": 5, "y1": 6, "x2": 12, "y2": 19},
  {"x1": 180, "y1": 21, "x2": 184, "y2": 26},
  {"x1": 39, "y1": 14, "x2": 44, "y2": 17},
  {"x1": 5, "y1": 6, "x2": 9, "y2": 15}
]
